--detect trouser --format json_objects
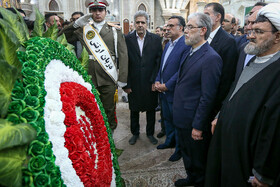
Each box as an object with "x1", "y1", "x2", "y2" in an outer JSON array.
[
  {"x1": 177, "y1": 127, "x2": 211, "y2": 186},
  {"x1": 161, "y1": 95, "x2": 180, "y2": 153},
  {"x1": 130, "y1": 110, "x2": 156, "y2": 136},
  {"x1": 97, "y1": 85, "x2": 117, "y2": 130}
]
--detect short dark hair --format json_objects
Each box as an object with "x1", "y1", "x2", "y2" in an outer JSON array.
[
  {"x1": 237, "y1": 27, "x2": 244, "y2": 34},
  {"x1": 231, "y1": 17, "x2": 236, "y2": 24},
  {"x1": 169, "y1": 15, "x2": 186, "y2": 31},
  {"x1": 255, "y1": 15, "x2": 278, "y2": 33},
  {"x1": 5, "y1": 8, "x2": 26, "y2": 17},
  {"x1": 156, "y1": 26, "x2": 163, "y2": 31},
  {"x1": 254, "y1": 2, "x2": 267, "y2": 7},
  {"x1": 205, "y1": 2, "x2": 225, "y2": 24},
  {"x1": 71, "y1": 11, "x2": 84, "y2": 17},
  {"x1": 45, "y1": 13, "x2": 58, "y2": 23}
]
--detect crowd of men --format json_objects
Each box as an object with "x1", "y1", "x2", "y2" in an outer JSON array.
[{"x1": 3, "y1": 0, "x2": 280, "y2": 186}]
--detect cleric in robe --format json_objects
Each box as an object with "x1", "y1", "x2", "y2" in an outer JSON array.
[{"x1": 205, "y1": 3, "x2": 280, "y2": 187}]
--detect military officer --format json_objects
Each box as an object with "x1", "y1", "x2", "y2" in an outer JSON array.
[{"x1": 59, "y1": 0, "x2": 128, "y2": 131}]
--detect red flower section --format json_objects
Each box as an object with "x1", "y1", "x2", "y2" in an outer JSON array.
[{"x1": 60, "y1": 82, "x2": 112, "y2": 187}]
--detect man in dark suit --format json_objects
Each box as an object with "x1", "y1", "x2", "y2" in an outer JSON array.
[
  {"x1": 204, "y1": 3, "x2": 238, "y2": 117},
  {"x1": 173, "y1": 13, "x2": 222, "y2": 187},
  {"x1": 155, "y1": 16, "x2": 190, "y2": 162},
  {"x1": 124, "y1": 10, "x2": 162, "y2": 145}
]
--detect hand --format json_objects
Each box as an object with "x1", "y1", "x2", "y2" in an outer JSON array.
[
  {"x1": 252, "y1": 177, "x2": 269, "y2": 187},
  {"x1": 211, "y1": 118, "x2": 218, "y2": 134},
  {"x1": 192, "y1": 128, "x2": 203, "y2": 141},
  {"x1": 123, "y1": 88, "x2": 132, "y2": 94},
  {"x1": 74, "y1": 13, "x2": 92, "y2": 28},
  {"x1": 152, "y1": 84, "x2": 156, "y2": 91}
]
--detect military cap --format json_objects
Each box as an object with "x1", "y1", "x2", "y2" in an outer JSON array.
[{"x1": 85, "y1": 0, "x2": 109, "y2": 8}]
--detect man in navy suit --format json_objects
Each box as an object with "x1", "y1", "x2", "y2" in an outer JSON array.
[
  {"x1": 204, "y1": 3, "x2": 238, "y2": 117},
  {"x1": 173, "y1": 13, "x2": 222, "y2": 187},
  {"x1": 154, "y1": 16, "x2": 190, "y2": 162}
]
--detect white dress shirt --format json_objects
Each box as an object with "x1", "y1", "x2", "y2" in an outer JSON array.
[
  {"x1": 207, "y1": 26, "x2": 221, "y2": 44},
  {"x1": 136, "y1": 32, "x2": 146, "y2": 56}
]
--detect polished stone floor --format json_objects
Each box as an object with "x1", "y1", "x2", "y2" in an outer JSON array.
[{"x1": 113, "y1": 93, "x2": 188, "y2": 187}]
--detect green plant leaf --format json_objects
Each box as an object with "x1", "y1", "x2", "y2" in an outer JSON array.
[
  {"x1": 31, "y1": 8, "x2": 45, "y2": 37},
  {"x1": 0, "y1": 7, "x2": 28, "y2": 45},
  {"x1": 0, "y1": 60, "x2": 18, "y2": 118},
  {"x1": 0, "y1": 145, "x2": 28, "y2": 187},
  {"x1": 0, "y1": 119, "x2": 36, "y2": 150},
  {"x1": 43, "y1": 19, "x2": 58, "y2": 41},
  {"x1": 56, "y1": 33, "x2": 76, "y2": 55},
  {"x1": 12, "y1": 7, "x2": 30, "y2": 41},
  {"x1": 0, "y1": 19, "x2": 20, "y2": 47},
  {"x1": 0, "y1": 28, "x2": 22, "y2": 70},
  {"x1": 79, "y1": 47, "x2": 89, "y2": 71}
]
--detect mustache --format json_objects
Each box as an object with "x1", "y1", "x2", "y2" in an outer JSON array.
[{"x1": 249, "y1": 38, "x2": 256, "y2": 43}]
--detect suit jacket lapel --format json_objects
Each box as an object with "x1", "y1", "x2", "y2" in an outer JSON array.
[
  {"x1": 162, "y1": 36, "x2": 184, "y2": 72},
  {"x1": 210, "y1": 27, "x2": 222, "y2": 49},
  {"x1": 178, "y1": 43, "x2": 208, "y2": 82},
  {"x1": 160, "y1": 42, "x2": 170, "y2": 71},
  {"x1": 143, "y1": 31, "x2": 150, "y2": 51},
  {"x1": 130, "y1": 31, "x2": 141, "y2": 57}
]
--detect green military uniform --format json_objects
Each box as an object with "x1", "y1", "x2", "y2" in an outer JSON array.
[{"x1": 59, "y1": 22, "x2": 128, "y2": 130}]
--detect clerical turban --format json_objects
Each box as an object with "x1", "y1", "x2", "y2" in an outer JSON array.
[{"x1": 258, "y1": 3, "x2": 280, "y2": 31}]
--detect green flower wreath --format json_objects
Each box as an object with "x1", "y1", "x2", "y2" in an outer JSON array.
[{"x1": 0, "y1": 7, "x2": 121, "y2": 187}]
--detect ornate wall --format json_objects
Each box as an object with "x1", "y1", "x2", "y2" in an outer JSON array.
[{"x1": 0, "y1": 0, "x2": 20, "y2": 8}]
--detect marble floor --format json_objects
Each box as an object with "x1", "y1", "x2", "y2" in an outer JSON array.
[{"x1": 113, "y1": 93, "x2": 188, "y2": 187}]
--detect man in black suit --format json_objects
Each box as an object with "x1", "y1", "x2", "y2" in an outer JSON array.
[
  {"x1": 124, "y1": 10, "x2": 162, "y2": 145},
  {"x1": 204, "y1": 3, "x2": 238, "y2": 117}
]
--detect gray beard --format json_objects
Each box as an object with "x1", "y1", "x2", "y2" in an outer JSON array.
[
  {"x1": 244, "y1": 38, "x2": 274, "y2": 55},
  {"x1": 185, "y1": 36, "x2": 200, "y2": 46}
]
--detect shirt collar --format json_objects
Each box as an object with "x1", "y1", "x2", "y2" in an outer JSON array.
[
  {"x1": 209, "y1": 26, "x2": 221, "y2": 40},
  {"x1": 136, "y1": 31, "x2": 146, "y2": 40},
  {"x1": 93, "y1": 20, "x2": 105, "y2": 27},
  {"x1": 190, "y1": 41, "x2": 206, "y2": 55},
  {"x1": 169, "y1": 35, "x2": 184, "y2": 47}
]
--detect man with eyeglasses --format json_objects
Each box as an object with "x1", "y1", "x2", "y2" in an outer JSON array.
[
  {"x1": 154, "y1": 16, "x2": 190, "y2": 162},
  {"x1": 233, "y1": 2, "x2": 267, "y2": 84},
  {"x1": 60, "y1": 0, "x2": 128, "y2": 132},
  {"x1": 235, "y1": 2, "x2": 267, "y2": 50},
  {"x1": 205, "y1": 3, "x2": 280, "y2": 187},
  {"x1": 203, "y1": 3, "x2": 238, "y2": 119},
  {"x1": 124, "y1": 10, "x2": 162, "y2": 145},
  {"x1": 172, "y1": 12, "x2": 222, "y2": 187}
]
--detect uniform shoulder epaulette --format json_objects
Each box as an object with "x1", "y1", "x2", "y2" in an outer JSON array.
[{"x1": 107, "y1": 22, "x2": 121, "y2": 30}]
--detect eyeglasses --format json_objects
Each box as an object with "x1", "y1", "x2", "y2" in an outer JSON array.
[
  {"x1": 185, "y1": 25, "x2": 203, "y2": 30},
  {"x1": 247, "y1": 29, "x2": 274, "y2": 36},
  {"x1": 166, "y1": 24, "x2": 179, "y2": 28},
  {"x1": 136, "y1": 21, "x2": 146, "y2": 25},
  {"x1": 223, "y1": 19, "x2": 230, "y2": 23}
]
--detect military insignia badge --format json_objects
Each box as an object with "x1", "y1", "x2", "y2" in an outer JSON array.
[
  {"x1": 94, "y1": 0, "x2": 99, "y2": 5},
  {"x1": 86, "y1": 30, "x2": 95, "y2": 39}
]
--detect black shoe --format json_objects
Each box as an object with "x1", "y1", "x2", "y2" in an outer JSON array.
[
  {"x1": 175, "y1": 178, "x2": 195, "y2": 187},
  {"x1": 157, "y1": 143, "x2": 173, "y2": 149},
  {"x1": 122, "y1": 96, "x2": 128, "y2": 103},
  {"x1": 156, "y1": 131, "x2": 165, "y2": 138},
  {"x1": 129, "y1": 135, "x2": 139, "y2": 145},
  {"x1": 169, "y1": 152, "x2": 182, "y2": 162},
  {"x1": 147, "y1": 135, "x2": 158, "y2": 145}
]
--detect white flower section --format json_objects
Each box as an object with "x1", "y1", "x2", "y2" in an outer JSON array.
[{"x1": 44, "y1": 60, "x2": 116, "y2": 187}]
